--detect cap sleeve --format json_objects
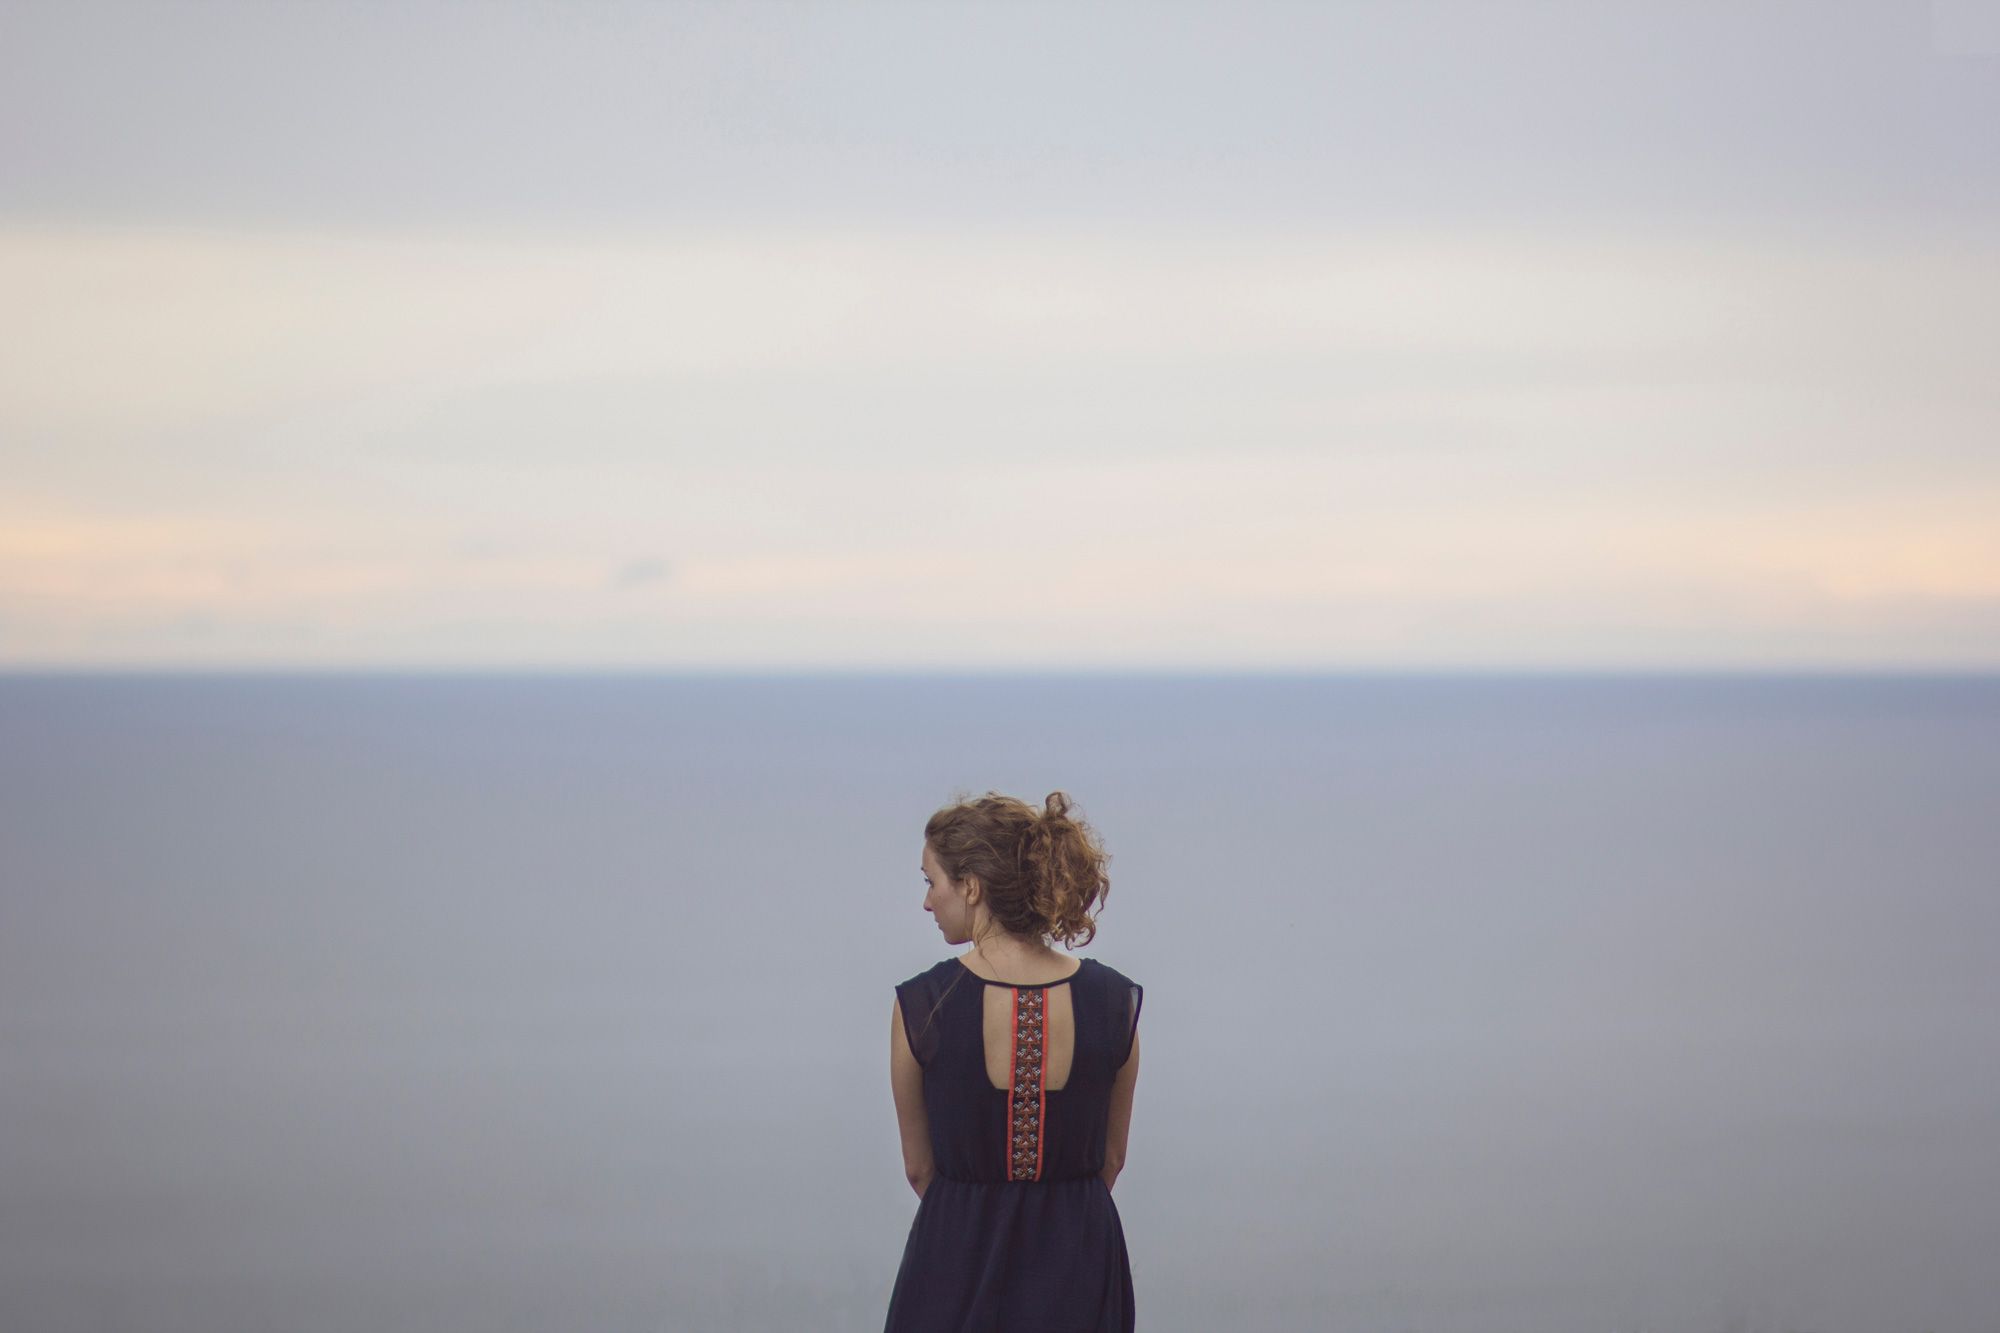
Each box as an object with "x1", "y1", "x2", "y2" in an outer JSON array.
[
  {"x1": 1120, "y1": 980, "x2": 1143, "y2": 1068},
  {"x1": 895, "y1": 970, "x2": 946, "y2": 1068}
]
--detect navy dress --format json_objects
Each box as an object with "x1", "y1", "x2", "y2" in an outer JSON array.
[{"x1": 885, "y1": 956, "x2": 1144, "y2": 1333}]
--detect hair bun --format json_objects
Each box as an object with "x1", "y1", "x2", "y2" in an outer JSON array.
[{"x1": 925, "y1": 789, "x2": 1112, "y2": 949}]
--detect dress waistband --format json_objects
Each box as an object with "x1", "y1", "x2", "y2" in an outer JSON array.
[{"x1": 932, "y1": 1171, "x2": 1103, "y2": 1186}]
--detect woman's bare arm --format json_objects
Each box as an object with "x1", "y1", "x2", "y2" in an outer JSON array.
[
  {"x1": 890, "y1": 996, "x2": 935, "y2": 1198},
  {"x1": 1101, "y1": 1026, "x2": 1139, "y2": 1191}
]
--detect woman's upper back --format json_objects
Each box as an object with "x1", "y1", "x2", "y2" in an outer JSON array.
[{"x1": 896, "y1": 956, "x2": 1142, "y2": 1183}]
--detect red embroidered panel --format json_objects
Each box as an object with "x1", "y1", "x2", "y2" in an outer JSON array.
[{"x1": 1006, "y1": 986, "x2": 1047, "y2": 1180}]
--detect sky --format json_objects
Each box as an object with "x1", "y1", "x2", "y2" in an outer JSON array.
[{"x1": 2, "y1": 0, "x2": 1997, "y2": 671}]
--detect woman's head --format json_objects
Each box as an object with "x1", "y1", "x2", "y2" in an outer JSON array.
[{"x1": 920, "y1": 790, "x2": 1112, "y2": 950}]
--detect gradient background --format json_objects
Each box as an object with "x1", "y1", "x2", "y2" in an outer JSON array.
[
  {"x1": 3, "y1": 0, "x2": 1997, "y2": 671},
  {"x1": 3, "y1": 4, "x2": 1999, "y2": 1333}
]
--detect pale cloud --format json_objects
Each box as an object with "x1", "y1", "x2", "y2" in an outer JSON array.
[
  {"x1": 8, "y1": 221, "x2": 1992, "y2": 448},
  {"x1": 2, "y1": 221, "x2": 1996, "y2": 668},
  {"x1": 610, "y1": 558, "x2": 672, "y2": 591}
]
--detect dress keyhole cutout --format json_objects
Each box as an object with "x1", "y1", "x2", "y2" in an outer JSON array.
[{"x1": 982, "y1": 984, "x2": 1074, "y2": 1092}]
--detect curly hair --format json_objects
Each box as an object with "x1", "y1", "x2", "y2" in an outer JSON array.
[{"x1": 925, "y1": 789, "x2": 1112, "y2": 948}]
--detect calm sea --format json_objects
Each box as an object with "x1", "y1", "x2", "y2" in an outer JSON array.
[{"x1": 2, "y1": 672, "x2": 1995, "y2": 1333}]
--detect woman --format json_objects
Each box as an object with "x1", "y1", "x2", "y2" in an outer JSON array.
[{"x1": 885, "y1": 790, "x2": 1144, "y2": 1333}]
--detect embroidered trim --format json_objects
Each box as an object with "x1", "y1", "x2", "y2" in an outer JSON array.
[{"x1": 1006, "y1": 986, "x2": 1047, "y2": 1180}]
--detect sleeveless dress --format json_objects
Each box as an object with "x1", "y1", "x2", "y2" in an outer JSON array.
[{"x1": 885, "y1": 956, "x2": 1144, "y2": 1333}]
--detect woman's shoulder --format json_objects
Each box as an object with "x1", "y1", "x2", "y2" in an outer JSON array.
[
  {"x1": 896, "y1": 954, "x2": 1140, "y2": 992},
  {"x1": 896, "y1": 957, "x2": 962, "y2": 992},
  {"x1": 1082, "y1": 956, "x2": 1140, "y2": 991}
]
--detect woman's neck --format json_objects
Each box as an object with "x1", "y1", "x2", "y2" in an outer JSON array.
[{"x1": 966, "y1": 931, "x2": 1060, "y2": 975}]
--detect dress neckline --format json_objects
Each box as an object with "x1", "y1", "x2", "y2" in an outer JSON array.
[{"x1": 953, "y1": 956, "x2": 1089, "y2": 988}]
